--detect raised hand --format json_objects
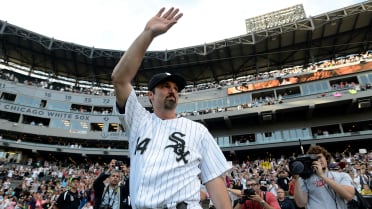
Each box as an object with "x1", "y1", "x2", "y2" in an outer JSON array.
[{"x1": 145, "y1": 7, "x2": 183, "y2": 38}]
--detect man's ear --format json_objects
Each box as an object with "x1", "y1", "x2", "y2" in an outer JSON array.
[{"x1": 148, "y1": 91, "x2": 154, "y2": 103}]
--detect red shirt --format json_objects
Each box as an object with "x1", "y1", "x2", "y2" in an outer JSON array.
[{"x1": 241, "y1": 191, "x2": 281, "y2": 209}]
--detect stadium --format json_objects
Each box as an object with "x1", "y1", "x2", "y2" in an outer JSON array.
[{"x1": 0, "y1": 0, "x2": 371, "y2": 168}]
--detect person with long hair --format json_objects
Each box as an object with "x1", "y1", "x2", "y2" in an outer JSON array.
[{"x1": 293, "y1": 145, "x2": 354, "y2": 209}]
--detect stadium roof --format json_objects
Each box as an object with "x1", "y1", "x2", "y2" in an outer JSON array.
[{"x1": 0, "y1": 1, "x2": 371, "y2": 87}]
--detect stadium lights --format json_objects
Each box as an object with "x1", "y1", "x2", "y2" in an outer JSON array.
[{"x1": 245, "y1": 4, "x2": 306, "y2": 33}]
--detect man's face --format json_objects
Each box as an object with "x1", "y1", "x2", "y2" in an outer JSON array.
[
  {"x1": 278, "y1": 171, "x2": 285, "y2": 177},
  {"x1": 149, "y1": 81, "x2": 179, "y2": 111},
  {"x1": 246, "y1": 180, "x2": 259, "y2": 193},
  {"x1": 110, "y1": 172, "x2": 121, "y2": 186},
  {"x1": 70, "y1": 180, "x2": 80, "y2": 189},
  {"x1": 121, "y1": 165, "x2": 130, "y2": 174},
  {"x1": 356, "y1": 169, "x2": 361, "y2": 174},
  {"x1": 277, "y1": 189, "x2": 285, "y2": 198}
]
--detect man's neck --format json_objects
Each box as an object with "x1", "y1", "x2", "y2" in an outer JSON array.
[
  {"x1": 109, "y1": 184, "x2": 118, "y2": 189},
  {"x1": 154, "y1": 110, "x2": 177, "y2": 120},
  {"x1": 154, "y1": 108, "x2": 177, "y2": 120}
]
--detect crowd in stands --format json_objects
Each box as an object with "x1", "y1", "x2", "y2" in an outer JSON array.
[
  {"x1": 1, "y1": 51, "x2": 371, "y2": 98},
  {"x1": 178, "y1": 81, "x2": 371, "y2": 118},
  {"x1": 1, "y1": 51, "x2": 372, "y2": 118},
  {"x1": 178, "y1": 51, "x2": 372, "y2": 117},
  {"x1": 182, "y1": 50, "x2": 372, "y2": 93},
  {"x1": 0, "y1": 148, "x2": 371, "y2": 209},
  {"x1": 70, "y1": 105, "x2": 113, "y2": 115}
]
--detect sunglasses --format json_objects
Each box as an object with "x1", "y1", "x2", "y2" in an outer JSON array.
[{"x1": 246, "y1": 183, "x2": 258, "y2": 187}]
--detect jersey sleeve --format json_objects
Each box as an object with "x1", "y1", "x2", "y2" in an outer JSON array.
[
  {"x1": 115, "y1": 87, "x2": 149, "y2": 139},
  {"x1": 199, "y1": 127, "x2": 231, "y2": 184}
]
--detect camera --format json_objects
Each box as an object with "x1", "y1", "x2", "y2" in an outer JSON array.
[
  {"x1": 243, "y1": 188, "x2": 256, "y2": 197},
  {"x1": 238, "y1": 188, "x2": 256, "y2": 203},
  {"x1": 289, "y1": 154, "x2": 319, "y2": 179},
  {"x1": 259, "y1": 180, "x2": 271, "y2": 191}
]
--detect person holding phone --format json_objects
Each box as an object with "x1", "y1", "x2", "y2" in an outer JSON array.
[{"x1": 93, "y1": 159, "x2": 131, "y2": 209}]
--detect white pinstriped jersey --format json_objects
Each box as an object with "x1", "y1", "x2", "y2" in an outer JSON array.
[{"x1": 117, "y1": 88, "x2": 231, "y2": 209}]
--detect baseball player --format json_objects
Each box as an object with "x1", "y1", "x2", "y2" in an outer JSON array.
[{"x1": 112, "y1": 7, "x2": 232, "y2": 209}]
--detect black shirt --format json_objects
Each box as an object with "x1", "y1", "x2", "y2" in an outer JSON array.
[{"x1": 55, "y1": 190, "x2": 81, "y2": 209}]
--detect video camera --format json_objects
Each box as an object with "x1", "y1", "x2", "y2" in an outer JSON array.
[{"x1": 289, "y1": 154, "x2": 319, "y2": 179}]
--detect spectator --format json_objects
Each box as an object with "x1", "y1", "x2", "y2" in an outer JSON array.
[
  {"x1": 34, "y1": 193, "x2": 48, "y2": 209},
  {"x1": 277, "y1": 188, "x2": 295, "y2": 209},
  {"x1": 7, "y1": 196, "x2": 17, "y2": 209},
  {"x1": 276, "y1": 170, "x2": 290, "y2": 193},
  {"x1": 267, "y1": 174, "x2": 279, "y2": 197},
  {"x1": 54, "y1": 177, "x2": 81, "y2": 209},
  {"x1": 259, "y1": 173, "x2": 270, "y2": 192},
  {"x1": 81, "y1": 202, "x2": 93, "y2": 209},
  {"x1": 234, "y1": 178, "x2": 280, "y2": 209},
  {"x1": 2, "y1": 195, "x2": 11, "y2": 209},
  {"x1": 293, "y1": 145, "x2": 355, "y2": 209},
  {"x1": 30, "y1": 179, "x2": 41, "y2": 193},
  {"x1": 93, "y1": 160, "x2": 130, "y2": 209},
  {"x1": 29, "y1": 193, "x2": 37, "y2": 209},
  {"x1": 353, "y1": 167, "x2": 366, "y2": 192},
  {"x1": 361, "y1": 184, "x2": 372, "y2": 195}
]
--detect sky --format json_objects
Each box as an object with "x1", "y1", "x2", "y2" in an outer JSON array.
[{"x1": 0, "y1": 0, "x2": 366, "y2": 51}]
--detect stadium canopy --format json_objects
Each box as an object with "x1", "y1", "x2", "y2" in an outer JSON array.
[{"x1": 0, "y1": 1, "x2": 371, "y2": 87}]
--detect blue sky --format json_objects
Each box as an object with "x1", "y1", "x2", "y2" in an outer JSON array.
[{"x1": 0, "y1": 0, "x2": 366, "y2": 51}]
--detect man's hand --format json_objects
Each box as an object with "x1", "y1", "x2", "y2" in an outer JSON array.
[
  {"x1": 248, "y1": 194, "x2": 263, "y2": 203},
  {"x1": 145, "y1": 7, "x2": 183, "y2": 38},
  {"x1": 312, "y1": 161, "x2": 325, "y2": 177}
]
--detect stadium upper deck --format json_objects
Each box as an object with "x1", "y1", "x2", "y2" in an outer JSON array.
[
  {"x1": 0, "y1": 1, "x2": 371, "y2": 163},
  {"x1": 1, "y1": 57, "x2": 372, "y2": 163},
  {"x1": 0, "y1": 1, "x2": 371, "y2": 87}
]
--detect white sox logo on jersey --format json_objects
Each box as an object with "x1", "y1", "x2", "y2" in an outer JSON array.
[
  {"x1": 135, "y1": 131, "x2": 190, "y2": 164},
  {"x1": 165, "y1": 132, "x2": 190, "y2": 164}
]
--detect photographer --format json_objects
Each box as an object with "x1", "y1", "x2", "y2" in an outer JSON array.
[
  {"x1": 93, "y1": 160, "x2": 131, "y2": 209},
  {"x1": 233, "y1": 178, "x2": 280, "y2": 209},
  {"x1": 293, "y1": 145, "x2": 355, "y2": 209}
]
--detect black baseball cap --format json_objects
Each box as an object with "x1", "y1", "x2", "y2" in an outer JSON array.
[
  {"x1": 70, "y1": 176, "x2": 80, "y2": 182},
  {"x1": 148, "y1": 72, "x2": 186, "y2": 92}
]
